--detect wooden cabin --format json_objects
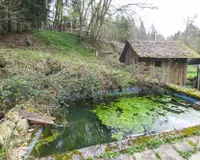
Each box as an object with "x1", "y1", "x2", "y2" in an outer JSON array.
[{"x1": 120, "y1": 41, "x2": 200, "y2": 84}]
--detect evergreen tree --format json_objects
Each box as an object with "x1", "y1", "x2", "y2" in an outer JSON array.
[
  {"x1": 0, "y1": 0, "x2": 23, "y2": 32},
  {"x1": 115, "y1": 15, "x2": 136, "y2": 42},
  {"x1": 150, "y1": 24, "x2": 157, "y2": 40},
  {"x1": 0, "y1": 0, "x2": 51, "y2": 33},
  {"x1": 23, "y1": 0, "x2": 50, "y2": 29},
  {"x1": 169, "y1": 20, "x2": 200, "y2": 52},
  {"x1": 115, "y1": 15, "x2": 129, "y2": 42},
  {"x1": 139, "y1": 21, "x2": 147, "y2": 40}
]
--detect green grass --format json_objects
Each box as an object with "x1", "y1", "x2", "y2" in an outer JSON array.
[
  {"x1": 124, "y1": 144, "x2": 146, "y2": 155},
  {"x1": 187, "y1": 65, "x2": 197, "y2": 79},
  {"x1": 155, "y1": 152, "x2": 162, "y2": 160},
  {"x1": 147, "y1": 138, "x2": 164, "y2": 149},
  {"x1": 32, "y1": 31, "x2": 94, "y2": 57},
  {"x1": 177, "y1": 148, "x2": 198, "y2": 159}
]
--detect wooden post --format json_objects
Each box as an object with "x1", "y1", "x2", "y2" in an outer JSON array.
[
  {"x1": 183, "y1": 59, "x2": 187, "y2": 84},
  {"x1": 71, "y1": 21, "x2": 73, "y2": 33},
  {"x1": 197, "y1": 65, "x2": 200, "y2": 90}
]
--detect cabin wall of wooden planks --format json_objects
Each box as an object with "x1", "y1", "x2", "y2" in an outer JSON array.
[
  {"x1": 124, "y1": 47, "x2": 138, "y2": 65},
  {"x1": 163, "y1": 58, "x2": 187, "y2": 84},
  {"x1": 131, "y1": 57, "x2": 187, "y2": 84}
]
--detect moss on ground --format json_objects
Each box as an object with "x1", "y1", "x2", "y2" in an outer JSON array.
[
  {"x1": 97, "y1": 125, "x2": 200, "y2": 159},
  {"x1": 167, "y1": 84, "x2": 200, "y2": 100}
]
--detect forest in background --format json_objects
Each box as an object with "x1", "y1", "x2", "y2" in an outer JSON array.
[
  {"x1": 168, "y1": 16, "x2": 200, "y2": 53},
  {"x1": 1, "y1": 0, "x2": 200, "y2": 54},
  {"x1": 0, "y1": 0, "x2": 163, "y2": 42}
]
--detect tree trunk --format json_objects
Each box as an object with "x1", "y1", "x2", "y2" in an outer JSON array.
[
  {"x1": 53, "y1": 0, "x2": 63, "y2": 31},
  {"x1": 7, "y1": 13, "x2": 11, "y2": 32},
  {"x1": 197, "y1": 65, "x2": 200, "y2": 90},
  {"x1": 0, "y1": 21, "x2": 2, "y2": 33},
  {"x1": 45, "y1": 0, "x2": 48, "y2": 28}
]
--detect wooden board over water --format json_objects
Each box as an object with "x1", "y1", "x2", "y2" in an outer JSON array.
[{"x1": 15, "y1": 109, "x2": 55, "y2": 125}]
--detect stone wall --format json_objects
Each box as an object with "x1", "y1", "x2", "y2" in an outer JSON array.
[{"x1": 0, "y1": 109, "x2": 30, "y2": 160}]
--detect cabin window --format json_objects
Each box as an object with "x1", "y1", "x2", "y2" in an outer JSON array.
[{"x1": 155, "y1": 60, "x2": 162, "y2": 67}]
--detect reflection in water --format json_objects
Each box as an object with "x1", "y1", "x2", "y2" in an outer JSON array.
[
  {"x1": 35, "y1": 106, "x2": 113, "y2": 157},
  {"x1": 155, "y1": 111, "x2": 200, "y2": 133},
  {"x1": 56, "y1": 140, "x2": 63, "y2": 149}
]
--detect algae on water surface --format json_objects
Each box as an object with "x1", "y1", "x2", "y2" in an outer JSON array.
[{"x1": 93, "y1": 95, "x2": 192, "y2": 140}]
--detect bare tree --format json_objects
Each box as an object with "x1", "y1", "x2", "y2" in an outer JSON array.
[{"x1": 183, "y1": 15, "x2": 198, "y2": 46}]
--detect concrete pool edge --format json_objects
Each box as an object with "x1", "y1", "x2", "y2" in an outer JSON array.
[
  {"x1": 173, "y1": 92, "x2": 200, "y2": 110},
  {"x1": 31, "y1": 87, "x2": 200, "y2": 160},
  {"x1": 37, "y1": 125, "x2": 200, "y2": 160}
]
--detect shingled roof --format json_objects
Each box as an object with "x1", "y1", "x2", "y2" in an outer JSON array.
[{"x1": 128, "y1": 41, "x2": 200, "y2": 58}]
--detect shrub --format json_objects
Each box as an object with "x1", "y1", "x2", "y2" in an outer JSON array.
[{"x1": 0, "y1": 75, "x2": 57, "y2": 114}]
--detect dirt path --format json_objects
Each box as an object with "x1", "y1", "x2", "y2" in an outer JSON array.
[{"x1": 0, "y1": 33, "x2": 32, "y2": 47}]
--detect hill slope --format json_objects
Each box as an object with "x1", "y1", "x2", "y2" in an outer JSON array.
[{"x1": 0, "y1": 31, "x2": 133, "y2": 116}]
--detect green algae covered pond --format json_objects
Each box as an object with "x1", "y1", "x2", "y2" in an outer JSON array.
[{"x1": 33, "y1": 95, "x2": 200, "y2": 158}]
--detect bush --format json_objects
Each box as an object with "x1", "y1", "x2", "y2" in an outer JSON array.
[
  {"x1": 1, "y1": 29, "x2": 7, "y2": 36},
  {"x1": 0, "y1": 77, "x2": 36, "y2": 110},
  {"x1": 0, "y1": 76, "x2": 57, "y2": 114},
  {"x1": 0, "y1": 63, "x2": 133, "y2": 114}
]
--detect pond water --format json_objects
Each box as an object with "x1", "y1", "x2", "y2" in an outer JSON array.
[
  {"x1": 33, "y1": 104, "x2": 113, "y2": 157},
  {"x1": 33, "y1": 95, "x2": 200, "y2": 158}
]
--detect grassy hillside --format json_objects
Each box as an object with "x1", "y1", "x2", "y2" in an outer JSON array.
[
  {"x1": 187, "y1": 65, "x2": 197, "y2": 79},
  {"x1": 0, "y1": 31, "x2": 133, "y2": 116},
  {"x1": 32, "y1": 31, "x2": 94, "y2": 55}
]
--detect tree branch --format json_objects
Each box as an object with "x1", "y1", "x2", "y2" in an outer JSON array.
[{"x1": 109, "y1": 3, "x2": 158, "y2": 16}]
